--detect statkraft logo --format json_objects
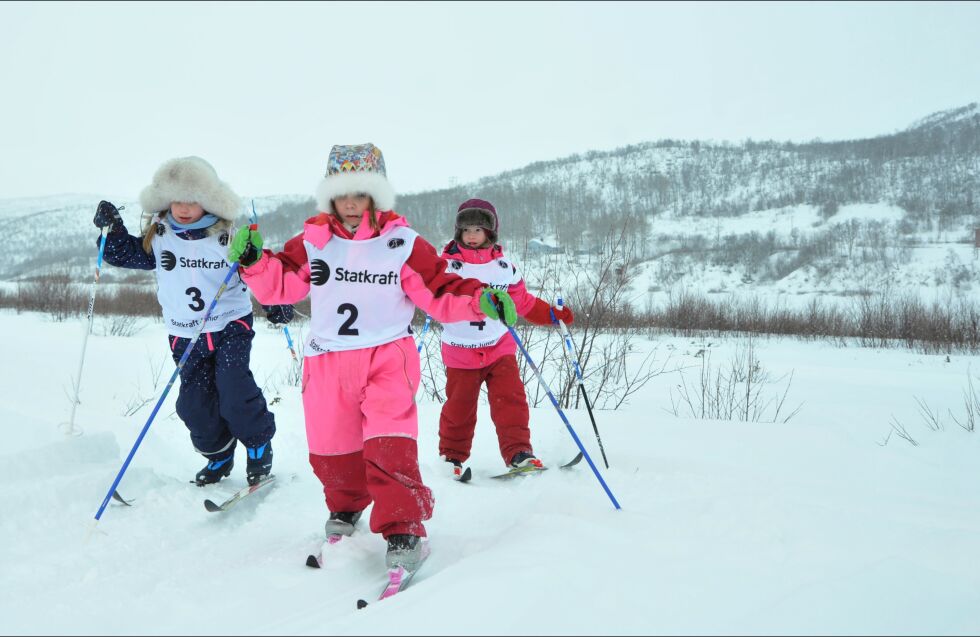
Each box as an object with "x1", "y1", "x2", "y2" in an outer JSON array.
[
  {"x1": 309, "y1": 259, "x2": 399, "y2": 286},
  {"x1": 161, "y1": 250, "x2": 228, "y2": 271},
  {"x1": 311, "y1": 259, "x2": 331, "y2": 286},
  {"x1": 179, "y1": 256, "x2": 228, "y2": 269}
]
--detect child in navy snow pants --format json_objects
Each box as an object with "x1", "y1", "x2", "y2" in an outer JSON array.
[{"x1": 93, "y1": 156, "x2": 286, "y2": 486}]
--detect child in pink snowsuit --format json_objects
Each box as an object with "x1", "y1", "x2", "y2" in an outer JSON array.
[
  {"x1": 228, "y1": 145, "x2": 515, "y2": 571},
  {"x1": 438, "y1": 199, "x2": 574, "y2": 476}
]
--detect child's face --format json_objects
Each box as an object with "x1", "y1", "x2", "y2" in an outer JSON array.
[
  {"x1": 171, "y1": 202, "x2": 205, "y2": 225},
  {"x1": 333, "y1": 193, "x2": 372, "y2": 227},
  {"x1": 461, "y1": 226, "x2": 488, "y2": 248}
]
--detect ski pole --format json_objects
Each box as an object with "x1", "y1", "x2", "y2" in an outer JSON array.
[
  {"x1": 486, "y1": 292, "x2": 621, "y2": 510},
  {"x1": 282, "y1": 325, "x2": 298, "y2": 361},
  {"x1": 416, "y1": 315, "x2": 432, "y2": 353},
  {"x1": 552, "y1": 297, "x2": 610, "y2": 469},
  {"x1": 94, "y1": 260, "x2": 245, "y2": 523},
  {"x1": 65, "y1": 227, "x2": 110, "y2": 437}
]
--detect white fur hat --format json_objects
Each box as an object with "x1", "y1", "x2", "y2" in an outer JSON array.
[
  {"x1": 139, "y1": 156, "x2": 241, "y2": 221},
  {"x1": 315, "y1": 143, "x2": 396, "y2": 212}
]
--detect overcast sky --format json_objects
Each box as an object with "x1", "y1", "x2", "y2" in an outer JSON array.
[{"x1": 1, "y1": 1, "x2": 978, "y2": 204}]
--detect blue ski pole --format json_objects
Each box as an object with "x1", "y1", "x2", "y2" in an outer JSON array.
[
  {"x1": 282, "y1": 325, "x2": 298, "y2": 361},
  {"x1": 93, "y1": 261, "x2": 244, "y2": 523},
  {"x1": 552, "y1": 297, "x2": 609, "y2": 469},
  {"x1": 416, "y1": 315, "x2": 432, "y2": 353},
  {"x1": 486, "y1": 292, "x2": 621, "y2": 510}
]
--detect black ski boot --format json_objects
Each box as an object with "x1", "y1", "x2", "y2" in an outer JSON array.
[
  {"x1": 324, "y1": 510, "x2": 362, "y2": 537},
  {"x1": 509, "y1": 450, "x2": 544, "y2": 469},
  {"x1": 246, "y1": 442, "x2": 273, "y2": 486},
  {"x1": 195, "y1": 454, "x2": 234, "y2": 486}
]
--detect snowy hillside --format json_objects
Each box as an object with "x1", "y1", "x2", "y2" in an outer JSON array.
[
  {"x1": 627, "y1": 201, "x2": 980, "y2": 310},
  {"x1": 907, "y1": 102, "x2": 980, "y2": 132},
  {"x1": 391, "y1": 102, "x2": 980, "y2": 247},
  {"x1": 3, "y1": 103, "x2": 979, "y2": 308},
  {"x1": 3, "y1": 311, "x2": 980, "y2": 634}
]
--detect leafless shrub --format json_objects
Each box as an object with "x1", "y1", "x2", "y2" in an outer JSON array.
[
  {"x1": 122, "y1": 353, "x2": 167, "y2": 416},
  {"x1": 416, "y1": 316, "x2": 447, "y2": 404},
  {"x1": 13, "y1": 270, "x2": 85, "y2": 321},
  {"x1": 913, "y1": 397, "x2": 943, "y2": 432},
  {"x1": 98, "y1": 314, "x2": 145, "y2": 337},
  {"x1": 650, "y1": 290, "x2": 980, "y2": 354},
  {"x1": 667, "y1": 339, "x2": 803, "y2": 423},
  {"x1": 887, "y1": 416, "x2": 920, "y2": 446},
  {"x1": 0, "y1": 286, "x2": 14, "y2": 310},
  {"x1": 100, "y1": 285, "x2": 159, "y2": 317},
  {"x1": 516, "y1": 221, "x2": 673, "y2": 411},
  {"x1": 947, "y1": 371, "x2": 980, "y2": 433}
]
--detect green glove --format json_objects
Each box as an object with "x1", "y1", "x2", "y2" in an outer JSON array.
[
  {"x1": 228, "y1": 225, "x2": 263, "y2": 266},
  {"x1": 480, "y1": 288, "x2": 518, "y2": 327}
]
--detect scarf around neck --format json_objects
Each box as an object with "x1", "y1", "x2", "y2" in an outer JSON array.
[{"x1": 167, "y1": 212, "x2": 220, "y2": 231}]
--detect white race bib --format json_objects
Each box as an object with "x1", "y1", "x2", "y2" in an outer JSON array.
[
  {"x1": 440, "y1": 257, "x2": 520, "y2": 348},
  {"x1": 152, "y1": 224, "x2": 253, "y2": 337},
  {"x1": 304, "y1": 226, "x2": 417, "y2": 354}
]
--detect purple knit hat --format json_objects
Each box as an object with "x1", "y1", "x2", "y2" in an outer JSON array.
[{"x1": 455, "y1": 198, "x2": 499, "y2": 244}]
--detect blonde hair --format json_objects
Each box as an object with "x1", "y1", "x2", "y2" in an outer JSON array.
[{"x1": 141, "y1": 213, "x2": 161, "y2": 254}]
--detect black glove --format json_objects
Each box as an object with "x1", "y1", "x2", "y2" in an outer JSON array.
[
  {"x1": 93, "y1": 200, "x2": 124, "y2": 230},
  {"x1": 264, "y1": 305, "x2": 294, "y2": 325}
]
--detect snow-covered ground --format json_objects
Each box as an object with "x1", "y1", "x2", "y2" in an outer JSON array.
[{"x1": 2, "y1": 310, "x2": 980, "y2": 635}]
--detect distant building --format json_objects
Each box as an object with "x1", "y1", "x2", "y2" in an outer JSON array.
[{"x1": 528, "y1": 238, "x2": 562, "y2": 254}]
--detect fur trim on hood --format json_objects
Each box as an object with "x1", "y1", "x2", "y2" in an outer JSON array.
[
  {"x1": 315, "y1": 143, "x2": 396, "y2": 212},
  {"x1": 139, "y1": 156, "x2": 241, "y2": 221},
  {"x1": 455, "y1": 199, "x2": 499, "y2": 244},
  {"x1": 315, "y1": 171, "x2": 396, "y2": 213}
]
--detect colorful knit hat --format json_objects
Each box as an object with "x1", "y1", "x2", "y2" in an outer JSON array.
[
  {"x1": 455, "y1": 198, "x2": 499, "y2": 244},
  {"x1": 315, "y1": 143, "x2": 396, "y2": 212}
]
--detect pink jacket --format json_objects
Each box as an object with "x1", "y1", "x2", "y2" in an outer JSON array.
[
  {"x1": 241, "y1": 211, "x2": 486, "y2": 325},
  {"x1": 439, "y1": 241, "x2": 556, "y2": 370}
]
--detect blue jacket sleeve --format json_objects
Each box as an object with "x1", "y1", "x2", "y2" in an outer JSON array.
[{"x1": 98, "y1": 226, "x2": 156, "y2": 271}]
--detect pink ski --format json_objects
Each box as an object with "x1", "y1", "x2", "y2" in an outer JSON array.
[
  {"x1": 378, "y1": 566, "x2": 408, "y2": 600},
  {"x1": 356, "y1": 543, "x2": 430, "y2": 608}
]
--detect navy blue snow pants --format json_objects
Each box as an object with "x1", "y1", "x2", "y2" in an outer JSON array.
[{"x1": 169, "y1": 313, "x2": 276, "y2": 458}]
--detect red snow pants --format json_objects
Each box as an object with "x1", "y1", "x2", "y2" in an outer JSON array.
[
  {"x1": 438, "y1": 355, "x2": 532, "y2": 467},
  {"x1": 304, "y1": 338, "x2": 433, "y2": 538},
  {"x1": 309, "y1": 438, "x2": 432, "y2": 538}
]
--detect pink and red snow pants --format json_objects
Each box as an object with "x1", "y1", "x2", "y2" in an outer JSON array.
[
  {"x1": 438, "y1": 355, "x2": 532, "y2": 467},
  {"x1": 303, "y1": 336, "x2": 433, "y2": 538}
]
